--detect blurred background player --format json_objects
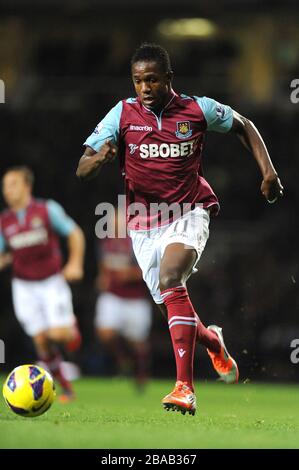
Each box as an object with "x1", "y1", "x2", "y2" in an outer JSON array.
[
  {"x1": 0, "y1": 166, "x2": 85, "y2": 402},
  {"x1": 95, "y1": 209, "x2": 152, "y2": 390}
]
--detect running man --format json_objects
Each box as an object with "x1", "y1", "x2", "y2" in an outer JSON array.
[
  {"x1": 0, "y1": 166, "x2": 85, "y2": 402},
  {"x1": 76, "y1": 43, "x2": 283, "y2": 415}
]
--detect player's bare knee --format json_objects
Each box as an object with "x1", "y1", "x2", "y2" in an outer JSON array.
[
  {"x1": 47, "y1": 328, "x2": 73, "y2": 343},
  {"x1": 97, "y1": 328, "x2": 118, "y2": 344},
  {"x1": 33, "y1": 333, "x2": 50, "y2": 355},
  {"x1": 159, "y1": 270, "x2": 183, "y2": 291}
]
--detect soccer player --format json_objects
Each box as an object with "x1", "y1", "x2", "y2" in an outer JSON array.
[
  {"x1": 0, "y1": 166, "x2": 85, "y2": 402},
  {"x1": 76, "y1": 43, "x2": 283, "y2": 415},
  {"x1": 95, "y1": 209, "x2": 152, "y2": 390}
]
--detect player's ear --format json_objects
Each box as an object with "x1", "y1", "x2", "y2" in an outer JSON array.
[{"x1": 166, "y1": 70, "x2": 174, "y2": 82}]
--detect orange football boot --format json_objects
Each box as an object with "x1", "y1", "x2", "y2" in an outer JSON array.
[
  {"x1": 58, "y1": 389, "x2": 76, "y2": 404},
  {"x1": 207, "y1": 325, "x2": 239, "y2": 384},
  {"x1": 162, "y1": 381, "x2": 196, "y2": 416}
]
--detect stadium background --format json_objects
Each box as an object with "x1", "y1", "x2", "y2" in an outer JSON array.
[{"x1": 0, "y1": 0, "x2": 298, "y2": 384}]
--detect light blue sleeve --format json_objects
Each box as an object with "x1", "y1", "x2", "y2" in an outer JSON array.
[
  {"x1": 84, "y1": 101, "x2": 123, "y2": 151},
  {"x1": 46, "y1": 200, "x2": 76, "y2": 237},
  {"x1": 0, "y1": 218, "x2": 6, "y2": 252},
  {"x1": 195, "y1": 96, "x2": 233, "y2": 133},
  {"x1": 0, "y1": 233, "x2": 6, "y2": 253}
]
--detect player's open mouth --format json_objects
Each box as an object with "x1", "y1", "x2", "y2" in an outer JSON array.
[{"x1": 143, "y1": 97, "x2": 155, "y2": 105}]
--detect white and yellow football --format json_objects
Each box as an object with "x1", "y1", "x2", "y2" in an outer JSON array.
[{"x1": 2, "y1": 364, "x2": 56, "y2": 417}]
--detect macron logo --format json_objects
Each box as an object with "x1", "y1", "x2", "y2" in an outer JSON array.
[
  {"x1": 178, "y1": 348, "x2": 186, "y2": 358},
  {"x1": 130, "y1": 125, "x2": 153, "y2": 132}
]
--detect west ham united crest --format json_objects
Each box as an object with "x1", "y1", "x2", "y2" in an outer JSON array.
[
  {"x1": 30, "y1": 217, "x2": 43, "y2": 228},
  {"x1": 175, "y1": 121, "x2": 192, "y2": 139}
]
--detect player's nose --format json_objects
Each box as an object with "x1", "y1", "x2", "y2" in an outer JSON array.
[{"x1": 141, "y1": 82, "x2": 151, "y2": 94}]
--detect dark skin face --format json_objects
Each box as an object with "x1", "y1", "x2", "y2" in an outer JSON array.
[{"x1": 131, "y1": 60, "x2": 174, "y2": 112}]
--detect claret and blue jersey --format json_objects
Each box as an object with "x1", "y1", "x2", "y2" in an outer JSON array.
[
  {"x1": 0, "y1": 199, "x2": 75, "y2": 280},
  {"x1": 84, "y1": 92, "x2": 233, "y2": 229}
]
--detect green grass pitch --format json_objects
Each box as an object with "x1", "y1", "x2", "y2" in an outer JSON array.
[{"x1": 1, "y1": 377, "x2": 299, "y2": 449}]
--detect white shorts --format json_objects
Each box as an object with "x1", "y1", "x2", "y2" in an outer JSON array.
[
  {"x1": 129, "y1": 206, "x2": 210, "y2": 304},
  {"x1": 12, "y1": 274, "x2": 76, "y2": 337},
  {"x1": 95, "y1": 292, "x2": 152, "y2": 342}
]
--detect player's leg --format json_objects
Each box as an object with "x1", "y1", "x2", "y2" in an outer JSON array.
[
  {"x1": 159, "y1": 207, "x2": 238, "y2": 386},
  {"x1": 33, "y1": 330, "x2": 76, "y2": 401},
  {"x1": 47, "y1": 324, "x2": 81, "y2": 355},
  {"x1": 38, "y1": 332, "x2": 75, "y2": 402},
  {"x1": 159, "y1": 242, "x2": 199, "y2": 414},
  {"x1": 33, "y1": 331, "x2": 54, "y2": 359},
  {"x1": 43, "y1": 275, "x2": 80, "y2": 401},
  {"x1": 47, "y1": 327, "x2": 73, "y2": 343},
  {"x1": 123, "y1": 298, "x2": 152, "y2": 390},
  {"x1": 129, "y1": 227, "x2": 198, "y2": 411},
  {"x1": 157, "y1": 287, "x2": 239, "y2": 385},
  {"x1": 97, "y1": 328, "x2": 132, "y2": 376},
  {"x1": 127, "y1": 339, "x2": 150, "y2": 390},
  {"x1": 95, "y1": 293, "x2": 131, "y2": 376},
  {"x1": 45, "y1": 275, "x2": 82, "y2": 351},
  {"x1": 157, "y1": 296, "x2": 220, "y2": 350},
  {"x1": 12, "y1": 277, "x2": 75, "y2": 401}
]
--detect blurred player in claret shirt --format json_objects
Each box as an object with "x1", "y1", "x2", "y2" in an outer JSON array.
[
  {"x1": 77, "y1": 43, "x2": 284, "y2": 416},
  {"x1": 0, "y1": 167, "x2": 85, "y2": 402},
  {"x1": 95, "y1": 209, "x2": 152, "y2": 390}
]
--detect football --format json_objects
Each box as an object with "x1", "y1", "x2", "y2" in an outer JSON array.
[{"x1": 2, "y1": 364, "x2": 56, "y2": 417}]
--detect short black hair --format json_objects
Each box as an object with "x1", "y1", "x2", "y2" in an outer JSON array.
[
  {"x1": 131, "y1": 43, "x2": 172, "y2": 74},
  {"x1": 2, "y1": 166, "x2": 34, "y2": 187}
]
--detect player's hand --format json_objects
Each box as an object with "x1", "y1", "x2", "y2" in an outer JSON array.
[
  {"x1": 261, "y1": 174, "x2": 284, "y2": 204},
  {"x1": 0, "y1": 253, "x2": 12, "y2": 270},
  {"x1": 62, "y1": 263, "x2": 84, "y2": 282},
  {"x1": 97, "y1": 140, "x2": 117, "y2": 165}
]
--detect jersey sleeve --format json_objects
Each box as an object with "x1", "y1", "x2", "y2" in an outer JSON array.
[
  {"x1": 194, "y1": 96, "x2": 233, "y2": 133},
  {"x1": 0, "y1": 218, "x2": 6, "y2": 253},
  {"x1": 46, "y1": 200, "x2": 76, "y2": 237},
  {"x1": 83, "y1": 100, "x2": 123, "y2": 152},
  {"x1": 0, "y1": 233, "x2": 6, "y2": 253}
]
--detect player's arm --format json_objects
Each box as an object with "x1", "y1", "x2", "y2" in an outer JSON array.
[
  {"x1": 197, "y1": 96, "x2": 283, "y2": 203},
  {"x1": 76, "y1": 101, "x2": 122, "y2": 181},
  {"x1": 0, "y1": 231, "x2": 12, "y2": 271},
  {"x1": 47, "y1": 200, "x2": 85, "y2": 282},
  {"x1": 63, "y1": 225, "x2": 85, "y2": 282},
  {"x1": 76, "y1": 141, "x2": 117, "y2": 181},
  {"x1": 231, "y1": 111, "x2": 283, "y2": 203}
]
